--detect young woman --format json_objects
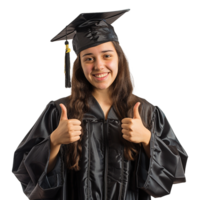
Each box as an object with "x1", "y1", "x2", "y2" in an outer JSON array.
[{"x1": 12, "y1": 9, "x2": 188, "y2": 200}]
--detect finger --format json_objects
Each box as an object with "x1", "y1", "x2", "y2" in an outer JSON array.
[
  {"x1": 69, "y1": 130, "x2": 82, "y2": 137},
  {"x1": 67, "y1": 136, "x2": 81, "y2": 144},
  {"x1": 59, "y1": 103, "x2": 68, "y2": 120},
  {"x1": 68, "y1": 125, "x2": 82, "y2": 131},
  {"x1": 59, "y1": 104, "x2": 82, "y2": 124},
  {"x1": 121, "y1": 118, "x2": 133, "y2": 124},
  {"x1": 133, "y1": 102, "x2": 141, "y2": 119}
]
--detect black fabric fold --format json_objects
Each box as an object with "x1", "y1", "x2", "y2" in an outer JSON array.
[
  {"x1": 136, "y1": 106, "x2": 188, "y2": 198},
  {"x1": 12, "y1": 101, "x2": 63, "y2": 200}
]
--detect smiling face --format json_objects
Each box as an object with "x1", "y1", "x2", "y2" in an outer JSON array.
[{"x1": 80, "y1": 41, "x2": 119, "y2": 93}]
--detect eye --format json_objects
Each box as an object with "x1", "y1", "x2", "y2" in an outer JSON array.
[
  {"x1": 85, "y1": 57, "x2": 93, "y2": 62},
  {"x1": 84, "y1": 54, "x2": 111, "y2": 62},
  {"x1": 104, "y1": 54, "x2": 111, "y2": 58}
]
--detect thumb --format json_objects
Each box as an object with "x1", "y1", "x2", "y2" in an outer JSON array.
[
  {"x1": 59, "y1": 103, "x2": 68, "y2": 121},
  {"x1": 133, "y1": 102, "x2": 141, "y2": 119}
]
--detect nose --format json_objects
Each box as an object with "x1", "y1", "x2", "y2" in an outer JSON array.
[{"x1": 94, "y1": 57, "x2": 104, "y2": 70}]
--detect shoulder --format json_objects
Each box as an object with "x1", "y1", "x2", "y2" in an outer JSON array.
[
  {"x1": 53, "y1": 95, "x2": 71, "y2": 106},
  {"x1": 131, "y1": 93, "x2": 155, "y2": 109},
  {"x1": 49, "y1": 95, "x2": 71, "y2": 116},
  {"x1": 130, "y1": 93, "x2": 156, "y2": 127}
]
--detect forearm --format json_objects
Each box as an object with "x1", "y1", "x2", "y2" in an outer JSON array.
[
  {"x1": 47, "y1": 131, "x2": 61, "y2": 173},
  {"x1": 141, "y1": 130, "x2": 151, "y2": 158}
]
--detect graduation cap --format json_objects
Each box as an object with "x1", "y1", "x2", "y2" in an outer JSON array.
[{"x1": 50, "y1": 9, "x2": 130, "y2": 88}]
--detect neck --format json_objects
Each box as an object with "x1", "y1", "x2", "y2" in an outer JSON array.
[{"x1": 92, "y1": 88, "x2": 113, "y2": 105}]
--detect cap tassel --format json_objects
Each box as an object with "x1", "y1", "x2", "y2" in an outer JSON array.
[{"x1": 64, "y1": 40, "x2": 71, "y2": 88}]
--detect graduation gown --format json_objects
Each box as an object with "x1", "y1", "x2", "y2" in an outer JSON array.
[{"x1": 12, "y1": 94, "x2": 188, "y2": 200}]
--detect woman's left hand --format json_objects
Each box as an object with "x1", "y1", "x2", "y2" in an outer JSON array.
[{"x1": 121, "y1": 102, "x2": 151, "y2": 145}]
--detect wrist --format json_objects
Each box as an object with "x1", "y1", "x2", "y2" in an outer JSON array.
[
  {"x1": 142, "y1": 129, "x2": 151, "y2": 146},
  {"x1": 50, "y1": 130, "x2": 60, "y2": 147}
]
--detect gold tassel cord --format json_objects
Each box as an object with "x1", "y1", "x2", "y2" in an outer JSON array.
[{"x1": 65, "y1": 44, "x2": 71, "y2": 53}]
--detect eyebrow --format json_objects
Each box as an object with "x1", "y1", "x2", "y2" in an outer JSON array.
[{"x1": 82, "y1": 50, "x2": 114, "y2": 57}]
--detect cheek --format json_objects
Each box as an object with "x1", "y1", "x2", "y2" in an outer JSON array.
[
  {"x1": 81, "y1": 59, "x2": 92, "y2": 75},
  {"x1": 107, "y1": 60, "x2": 118, "y2": 75},
  {"x1": 82, "y1": 65, "x2": 93, "y2": 76}
]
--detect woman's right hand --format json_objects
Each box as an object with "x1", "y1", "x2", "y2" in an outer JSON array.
[{"x1": 51, "y1": 103, "x2": 82, "y2": 146}]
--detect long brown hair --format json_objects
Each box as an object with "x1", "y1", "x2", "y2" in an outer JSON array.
[{"x1": 64, "y1": 41, "x2": 140, "y2": 171}]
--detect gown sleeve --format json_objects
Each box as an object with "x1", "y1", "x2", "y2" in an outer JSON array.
[
  {"x1": 12, "y1": 101, "x2": 64, "y2": 200},
  {"x1": 136, "y1": 106, "x2": 188, "y2": 198}
]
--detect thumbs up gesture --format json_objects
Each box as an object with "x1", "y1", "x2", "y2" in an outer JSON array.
[
  {"x1": 51, "y1": 103, "x2": 82, "y2": 146},
  {"x1": 121, "y1": 102, "x2": 151, "y2": 145}
]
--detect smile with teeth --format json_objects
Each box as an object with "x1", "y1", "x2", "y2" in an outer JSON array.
[{"x1": 93, "y1": 73, "x2": 109, "y2": 78}]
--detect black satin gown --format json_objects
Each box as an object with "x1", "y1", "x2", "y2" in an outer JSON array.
[{"x1": 12, "y1": 94, "x2": 188, "y2": 200}]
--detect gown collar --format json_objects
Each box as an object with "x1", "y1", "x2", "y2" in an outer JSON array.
[{"x1": 82, "y1": 93, "x2": 119, "y2": 121}]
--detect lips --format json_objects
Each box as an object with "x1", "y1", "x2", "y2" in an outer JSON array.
[
  {"x1": 93, "y1": 72, "x2": 109, "y2": 77},
  {"x1": 92, "y1": 72, "x2": 110, "y2": 76}
]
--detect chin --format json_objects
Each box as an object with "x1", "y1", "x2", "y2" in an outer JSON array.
[{"x1": 92, "y1": 83, "x2": 111, "y2": 90}]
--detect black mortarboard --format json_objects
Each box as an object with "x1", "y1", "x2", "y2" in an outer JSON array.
[{"x1": 50, "y1": 9, "x2": 130, "y2": 88}]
